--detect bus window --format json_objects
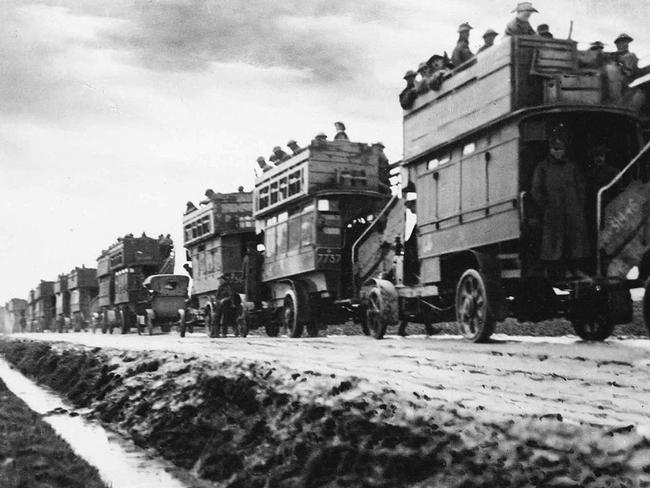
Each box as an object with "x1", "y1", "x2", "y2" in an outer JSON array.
[
  {"x1": 266, "y1": 225, "x2": 276, "y2": 257},
  {"x1": 288, "y1": 216, "x2": 301, "y2": 251},
  {"x1": 276, "y1": 221, "x2": 288, "y2": 255},
  {"x1": 301, "y1": 218, "x2": 313, "y2": 247}
]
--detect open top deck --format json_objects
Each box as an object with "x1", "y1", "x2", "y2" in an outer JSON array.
[
  {"x1": 403, "y1": 36, "x2": 639, "y2": 162},
  {"x1": 254, "y1": 139, "x2": 386, "y2": 219},
  {"x1": 183, "y1": 190, "x2": 254, "y2": 248}
]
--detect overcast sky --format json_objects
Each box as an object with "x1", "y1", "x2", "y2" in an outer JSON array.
[{"x1": 1, "y1": 0, "x2": 649, "y2": 303}]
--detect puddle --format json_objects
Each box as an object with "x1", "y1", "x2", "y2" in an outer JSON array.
[{"x1": 0, "y1": 358, "x2": 196, "y2": 488}]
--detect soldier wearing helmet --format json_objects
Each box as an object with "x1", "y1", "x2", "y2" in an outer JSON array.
[
  {"x1": 272, "y1": 145, "x2": 291, "y2": 162},
  {"x1": 399, "y1": 70, "x2": 418, "y2": 109},
  {"x1": 287, "y1": 140, "x2": 302, "y2": 155},
  {"x1": 451, "y1": 22, "x2": 474, "y2": 67},
  {"x1": 505, "y1": 2, "x2": 537, "y2": 36},
  {"x1": 478, "y1": 29, "x2": 498, "y2": 53},
  {"x1": 613, "y1": 33, "x2": 639, "y2": 80}
]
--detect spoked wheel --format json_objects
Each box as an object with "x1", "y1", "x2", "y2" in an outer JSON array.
[
  {"x1": 456, "y1": 269, "x2": 495, "y2": 343},
  {"x1": 571, "y1": 314, "x2": 614, "y2": 341},
  {"x1": 365, "y1": 291, "x2": 387, "y2": 339},
  {"x1": 282, "y1": 294, "x2": 303, "y2": 338}
]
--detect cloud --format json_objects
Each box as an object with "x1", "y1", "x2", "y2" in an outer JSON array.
[{"x1": 43, "y1": 0, "x2": 394, "y2": 84}]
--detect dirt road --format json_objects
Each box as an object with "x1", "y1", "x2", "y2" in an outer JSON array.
[{"x1": 14, "y1": 331, "x2": 650, "y2": 436}]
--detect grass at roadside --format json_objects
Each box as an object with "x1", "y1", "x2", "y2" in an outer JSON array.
[{"x1": 0, "y1": 376, "x2": 107, "y2": 488}]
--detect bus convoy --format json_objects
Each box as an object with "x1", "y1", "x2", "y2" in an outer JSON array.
[{"x1": 4, "y1": 35, "x2": 650, "y2": 342}]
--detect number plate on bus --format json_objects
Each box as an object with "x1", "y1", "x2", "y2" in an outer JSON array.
[{"x1": 316, "y1": 248, "x2": 342, "y2": 266}]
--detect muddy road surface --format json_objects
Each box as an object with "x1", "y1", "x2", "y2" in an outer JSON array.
[{"x1": 13, "y1": 332, "x2": 650, "y2": 435}]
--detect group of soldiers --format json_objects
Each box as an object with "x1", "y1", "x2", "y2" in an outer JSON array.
[
  {"x1": 255, "y1": 121, "x2": 350, "y2": 174},
  {"x1": 400, "y1": 1, "x2": 642, "y2": 110}
]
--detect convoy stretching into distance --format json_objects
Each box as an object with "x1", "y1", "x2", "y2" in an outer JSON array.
[{"x1": 4, "y1": 26, "x2": 650, "y2": 342}]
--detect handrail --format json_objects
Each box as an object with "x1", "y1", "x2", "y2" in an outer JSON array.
[
  {"x1": 596, "y1": 140, "x2": 650, "y2": 276},
  {"x1": 350, "y1": 194, "x2": 398, "y2": 296}
]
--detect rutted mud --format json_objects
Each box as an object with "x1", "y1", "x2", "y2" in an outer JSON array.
[{"x1": 2, "y1": 338, "x2": 650, "y2": 487}]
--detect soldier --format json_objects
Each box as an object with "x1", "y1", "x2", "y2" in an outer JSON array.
[
  {"x1": 505, "y1": 2, "x2": 537, "y2": 36},
  {"x1": 201, "y1": 189, "x2": 220, "y2": 205},
  {"x1": 580, "y1": 41, "x2": 606, "y2": 69},
  {"x1": 399, "y1": 70, "x2": 417, "y2": 109},
  {"x1": 256, "y1": 156, "x2": 271, "y2": 173},
  {"x1": 415, "y1": 62, "x2": 432, "y2": 94},
  {"x1": 531, "y1": 138, "x2": 590, "y2": 279},
  {"x1": 184, "y1": 201, "x2": 197, "y2": 214},
  {"x1": 613, "y1": 33, "x2": 639, "y2": 80},
  {"x1": 587, "y1": 144, "x2": 618, "y2": 191},
  {"x1": 334, "y1": 121, "x2": 349, "y2": 141},
  {"x1": 287, "y1": 139, "x2": 302, "y2": 155},
  {"x1": 477, "y1": 29, "x2": 498, "y2": 53},
  {"x1": 272, "y1": 146, "x2": 291, "y2": 162},
  {"x1": 537, "y1": 23, "x2": 553, "y2": 38},
  {"x1": 427, "y1": 55, "x2": 451, "y2": 91},
  {"x1": 451, "y1": 23, "x2": 474, "y2": 67},
  {"x1": 314, "y1": 132, "x2": 328, "y2": 142}
]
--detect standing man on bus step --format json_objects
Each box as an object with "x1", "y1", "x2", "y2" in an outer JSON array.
[
  {"x1": 451, "y1": 23, "x2": 474, "y2": 67},
  {"x1": 505, "y1": 2, "x2": 537, "y2": 36},
  {"x1": 531, "y1": 138, "x2": 590, "y2": 279}
]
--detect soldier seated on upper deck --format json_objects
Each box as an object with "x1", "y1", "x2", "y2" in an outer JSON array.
[
  {"x1": 334, "y1": 122, "x2": 349, "y2": 141},
  {"x1": 399, "y1": 70, "x2": 417, "y2": 109},
  {"x1": 185, "y1": 201, "x2": 198, "y2": 214},
  {"x1": 505, "y1": 2, "x2": 537, "y2": 37},
  {"x1": 201, "y1": 189, "x2": 221, "y2": 205},
  {"x1": 287, "y1": 140, "x2": 302, "y2": 155},
  {"x1": 272, "y1": 146, "x2": 291, "y2": 162}
]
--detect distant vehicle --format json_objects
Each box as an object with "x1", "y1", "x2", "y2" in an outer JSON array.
[
  {"x1": 96, "y1": 235, "x2": 175, "y2": 334},
  {"x1": 138, "y1": 274, "x2": 189, "y2": 335}
]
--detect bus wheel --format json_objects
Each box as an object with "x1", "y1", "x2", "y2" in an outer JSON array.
[
  {"x1": 571, "y1": 314, "x2": 613, "y2": 341},
  {"x1": 282, "y1": 294, "x2": 303, "y2": 338},
  {"x1": 456, "y1": 269, "x2": 495, "y2": 343},
  {"x1": 366, "y1": 291, "x2": 387, "y2": 339}
]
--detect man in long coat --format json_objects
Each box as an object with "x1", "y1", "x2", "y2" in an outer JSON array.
[{"x1": 531, "y1": 138, "x2": 590, "y2": 276}]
